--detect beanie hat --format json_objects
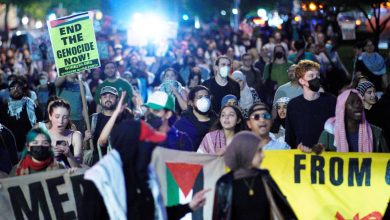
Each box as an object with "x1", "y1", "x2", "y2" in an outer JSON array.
[{"x1": 356, "y1": 81, "x2": 375, "y2": 96}]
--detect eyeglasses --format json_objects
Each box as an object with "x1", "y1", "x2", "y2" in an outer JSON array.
[{"x1": 250, "y1": 112, "x2": 272, "y2": 120}]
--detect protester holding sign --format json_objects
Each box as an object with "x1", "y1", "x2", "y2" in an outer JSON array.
[
  {"x1": 82, "y1": 92, "x2": 208, "y2": 220},
  {"x1": 285, "y1": 60, "x2": 336, "y2": 150},
  {"x1": 198, "y1": 105, "x2": 245, "y2": 155},
  {"x1": 247, "y1": 103, "x2": 290, "y2": 150},
  {"x1": 47, "y1": 12, "x2": 100, "y2": 77},
  {"x1": 55, "y1": 73, "x2": 87, "y2": 132},
  {"x1": 212, "y1": 131, "x2": 297, "y2": 220},
  {"x1": 318, "y1": 89, "x2": 388, "y2": 152}
]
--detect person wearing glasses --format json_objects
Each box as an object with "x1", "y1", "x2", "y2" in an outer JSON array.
[
  {"x1": 246, "y1": 103, "x2": 290, "y2": 150},
  {"x1": 284, "y1": 60, "x2": 336, "y2": 151}
]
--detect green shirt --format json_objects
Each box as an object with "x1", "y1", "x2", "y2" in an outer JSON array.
[
  {"x1": 288, "y1": 52, "x2": 317, "y2": 64},
  {"x1": 94, "y1": 78, "x2": 133, "y2": 105},
  {"x1": 263, "y1": 62, "x2": 293, "y2": 87}
]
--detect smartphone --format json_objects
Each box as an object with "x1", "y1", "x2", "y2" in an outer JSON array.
[{"x1": 56, "y1": 140, "x2": 67, "y2": 146}]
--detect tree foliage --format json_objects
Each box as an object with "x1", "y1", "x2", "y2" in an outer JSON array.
[{"x1": 303, "y1": 0, "x2": 390, "y2": 48}]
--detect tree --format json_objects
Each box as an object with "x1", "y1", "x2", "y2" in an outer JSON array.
[
  {"x1": 353, "y1": 1, "x2": 390, "y2": 49},
  {"x1": 304, "y1": 0, "x2": 390, "y2": 49}
]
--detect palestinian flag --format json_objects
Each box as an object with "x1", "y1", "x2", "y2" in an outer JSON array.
[
  {"x1": 151, "y1": 147, "x2": 226, "y2": 220},
  {"x1": 166, "y1": 162, "x2": 204, "y2": 220}
]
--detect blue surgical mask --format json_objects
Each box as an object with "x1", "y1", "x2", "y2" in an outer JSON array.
[{"x1": 325, "y1": 44, "x2": 333, "y2": 52}]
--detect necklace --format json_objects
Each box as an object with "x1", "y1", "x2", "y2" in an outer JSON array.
[{"x1": 243, "y1": 176, "x2": 256, "y2": 196}]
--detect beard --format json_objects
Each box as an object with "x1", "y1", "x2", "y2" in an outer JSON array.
[
  {"x1": 102, "y1": 101, "x2": 116, "y2": 110},
  {"x1": 193, "y1": 105, "x2": 210, "y2": 116},
  {"x1": 10, "y1": 91, "x2": 23, "y2": 100}
]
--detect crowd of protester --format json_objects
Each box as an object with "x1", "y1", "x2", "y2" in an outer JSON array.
[{"x1": 0, "y1": 18, "x2": 390, "y2": 218}]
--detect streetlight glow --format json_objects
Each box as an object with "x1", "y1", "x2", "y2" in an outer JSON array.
[
  {"x1": 48, "y1": 13, "x2": 57, "y2": 21},
  {"x1": 35, "y1": 21, "x2": 43, "y2": 29},
  {"x1": 95, "y1": 11, "x2": 103, "y2": 20},
  {"x1": 308, "y1": 2, "x2": 317, "y2": 11},
  {"x1": 221, "y1": 10, "x2": 227, "y2": 16},
  {"x1": 257, "y1": 9, "x2": 267, "y2": 18},
  {"x1": 22, "y1": 16, "x2": 29, "y2": 25},
  {"x1": 232, "y1": 8, "x2": 238, "y2": 15},
  {"x1": 182, "y1": 14, "x2": 189, "y2": 21},
  {"x1": 194, "y1": 16, "x2": 200, "y2": 29}
]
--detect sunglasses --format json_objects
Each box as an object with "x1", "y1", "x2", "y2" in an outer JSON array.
[{"x1": 250, "y1": 112, "x2": 272, "y2": 120}]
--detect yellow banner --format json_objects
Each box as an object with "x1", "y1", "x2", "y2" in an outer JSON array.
[{"x1": 261, "y1": 150, "x2": 390, "y2": 219}]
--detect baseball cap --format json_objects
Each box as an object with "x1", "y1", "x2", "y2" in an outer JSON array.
[
  {"x1": 247, "y1": 103, "x2": 270, "y2": 118},
  {"x1": 144, "y1": 91, "x2": 175, "y2": 112},
  {"x1": 100, "y1": 86, "x2": 118, "y2": 96}
]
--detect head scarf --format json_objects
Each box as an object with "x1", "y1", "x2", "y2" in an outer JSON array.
[
  {"x1": 232, "y1": 70, "x2": 254, "y2": 110},
  {"x1": 8, "y1": 97, "x2": 37, "y2": 127},
  {"x1": 221, "y1": 94, "x2": 237, "y2": 108},
  {"x1": 356, "y1": 81, "x2": 375, "y2": 97},
  {"x1": 272, "y1": 97, "x2": 290, "y2": 130},
  {"x1": 361, "y1": 52, "x2": 386, "y2": 76},
  {"x1": 329, "y1": 89, "x2": 373, "y2": 152},
  {"x1": 224, "y1": 131, "x2": 262, "y2": 179},
  {"x1": 275, "y1": 97, "x2": 290, "y2": 105}
]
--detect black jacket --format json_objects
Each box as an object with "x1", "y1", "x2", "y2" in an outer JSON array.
[{"x1": 212, "y1": 169, "x2": 297, "y2": 220}]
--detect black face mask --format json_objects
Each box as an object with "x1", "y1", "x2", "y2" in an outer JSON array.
[
  {"x1": 30, "y1": 146, "x2": 51, "y2": 161},
  {"x1": 275, "y1": 52, "x2": 284, "y2": 59},
  {"x1": 308, "y1": 78, "x2": 321, "y2": 92},
  {"x1": 146, "y1": 113, "x2": 163, "y2": 129}
]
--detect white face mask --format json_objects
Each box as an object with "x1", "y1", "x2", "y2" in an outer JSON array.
[
  {"x1": 219, "y1": 66, "x2": 229, "y2": 78},
  {"x1": 196, "y1": 97, "x2": 211, "y2": 113}
]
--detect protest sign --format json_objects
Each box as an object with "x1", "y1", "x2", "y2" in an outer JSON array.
[
  {"x1": 29, "y1": 29, "x2": 55, "y2": 62},
  {"x1": 262, "y1": 150, "x2": 390, "y2": 220},
  {"x1": 151, "y1": 147, "x2": 226, "y2": 220},
  {"x1": 47, "y1": 12, "x2": 100, "y2": 77},
  {"x1": 0, "y1": 169, "x2": 87, "y2": 220},
  {"x1": 340, "y1": 22, "x2": 356, "y2": 40}
]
